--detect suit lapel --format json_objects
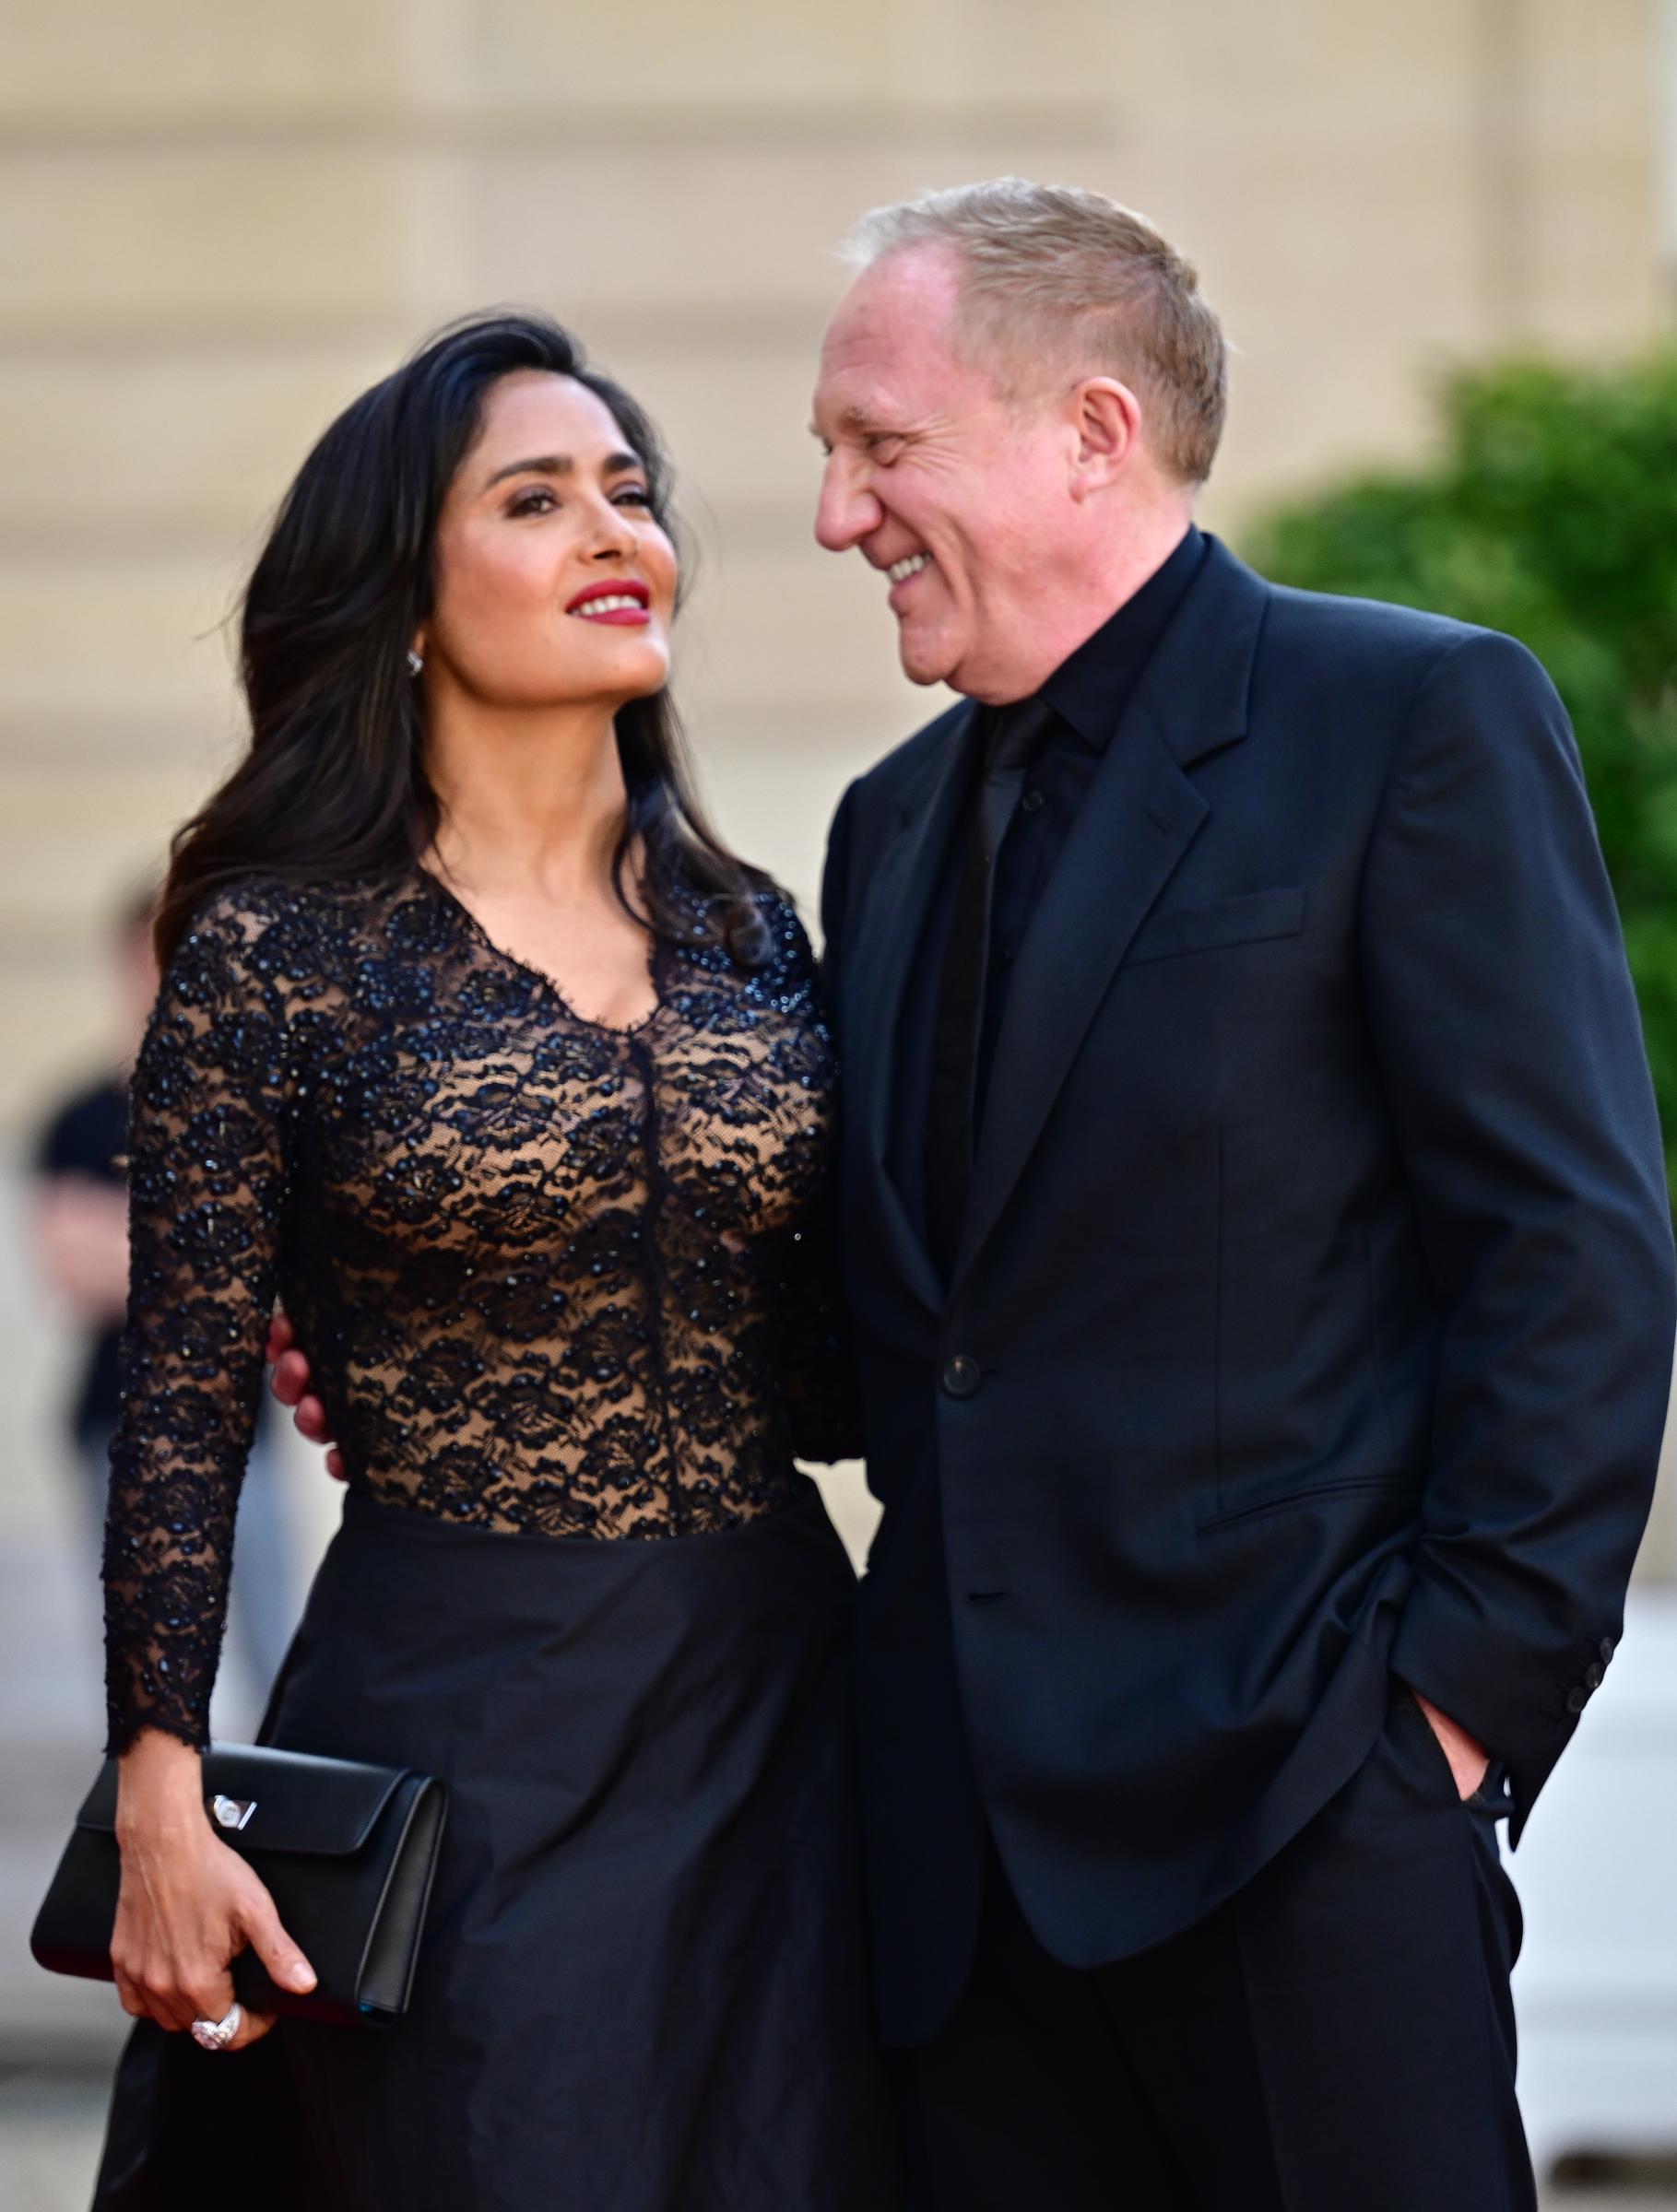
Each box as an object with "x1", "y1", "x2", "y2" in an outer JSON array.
[
  {"x1": 842, "y1": 700, "x2": 979, "y2": 1316},
  {"x1": 952, "y1": 540, "x2": 1271, "y2": 1284}
]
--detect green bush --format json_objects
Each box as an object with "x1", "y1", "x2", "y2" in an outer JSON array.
[{"x1": 1244, "y1": 354, "x2": 1677, "y2": 1205}]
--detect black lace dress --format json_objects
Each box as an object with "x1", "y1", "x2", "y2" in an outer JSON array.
[{"x1": 92, "y1": 872, "x2": 903, "y2": 2212}]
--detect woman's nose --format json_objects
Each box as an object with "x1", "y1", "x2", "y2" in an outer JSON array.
[{"x1": 584, "y1": 499, "x2": 638, "y2": 557}]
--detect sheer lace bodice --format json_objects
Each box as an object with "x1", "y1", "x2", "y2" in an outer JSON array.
[{"x1": 103, "y1": 871, "x2": 856, "y2": 1754}]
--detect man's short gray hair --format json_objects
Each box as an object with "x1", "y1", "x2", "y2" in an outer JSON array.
[{"x1": 841, "y1": 178, "x2": 1227, "y2": 486}]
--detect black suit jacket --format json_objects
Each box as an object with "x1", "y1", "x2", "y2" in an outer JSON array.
[{"x1": 821, "y1": 536, "x2": 1675, "y2": 2046}]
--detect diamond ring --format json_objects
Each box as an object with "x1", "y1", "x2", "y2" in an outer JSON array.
[{"x1": 190, "y1": 2002, "x2": 242, "y2": 2053}]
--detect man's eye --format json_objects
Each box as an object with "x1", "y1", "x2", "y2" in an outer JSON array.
[{"x1": 868, "y1": 437, "x2": 905, "y2": 465}]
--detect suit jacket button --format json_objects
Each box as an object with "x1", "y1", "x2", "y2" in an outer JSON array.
[
  {"x1": 1583, "y1": 1660, "x2": 1605, "y2": 1691},
  {"x1": 1600, "y1": 1637, "x2": 1616, "y2": 1665},
  {"x1": 1565, "y1": 1685, "x2": 1589, "y2": 1715},
  {"x1": 941, "y1": 1354, "x2": 982, "y2": 1400}
]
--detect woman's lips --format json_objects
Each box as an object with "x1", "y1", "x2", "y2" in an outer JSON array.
[{"x1": 566, "y1": 582, "x2": 652, "y2": 626}]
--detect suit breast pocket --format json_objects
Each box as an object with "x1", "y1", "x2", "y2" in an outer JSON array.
[{"x1": 1125, "y1": 888, "x2": 1306, "y2": 967}]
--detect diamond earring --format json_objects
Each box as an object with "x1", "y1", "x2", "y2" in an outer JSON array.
[{"x1": 407, "y1": 648, "x2": 423, "y2": 677}]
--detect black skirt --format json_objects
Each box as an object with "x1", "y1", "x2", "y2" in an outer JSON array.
[{"x1": 92, "y1": 1485, "x2": 904, "y2": 2211}]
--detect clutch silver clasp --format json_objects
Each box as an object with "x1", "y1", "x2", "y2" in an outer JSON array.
[{"x1": 211, "y1": 1794, "x2": 257, "y2": 1832}]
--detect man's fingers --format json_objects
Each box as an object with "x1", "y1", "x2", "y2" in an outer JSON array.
[
  {"x1": 268, "y1": 1349, "x2": 310, "y2": 1407},
  {"x1": 294, "y1": 1394, "x2": 330, "y2": 1444}
]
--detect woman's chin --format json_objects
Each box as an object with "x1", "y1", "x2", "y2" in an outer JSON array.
[{"x1": 588, "y1": 637, "x2": 672, "y2": 700}]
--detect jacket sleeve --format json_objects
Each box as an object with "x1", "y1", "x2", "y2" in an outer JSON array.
[
  {"x1": 761, "y1": 888, "x2": 863, "y2": 1465},
  {"x1": 1364, "y1": 630, "x2": 1675, "y2": 1833},
  {"x1": 819, "y1": 778, "x2": 860, "y2": 1010}
]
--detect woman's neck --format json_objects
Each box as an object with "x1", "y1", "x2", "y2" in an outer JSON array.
[{"x1": 423, "y1": 696, "x2": 630, "y2": 900}]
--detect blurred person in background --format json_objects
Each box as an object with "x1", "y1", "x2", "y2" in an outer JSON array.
[
  {"x1": 87, "y1": 311, "x2": 902, "y2": 2212},
  {"x1": 30, "y1": 883, "x2": 297, "y2": 1708}
]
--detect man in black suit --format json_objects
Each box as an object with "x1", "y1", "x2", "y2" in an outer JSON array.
[{"x1": 809, "y1": 179, "x2": 1674, "y2": 2207}]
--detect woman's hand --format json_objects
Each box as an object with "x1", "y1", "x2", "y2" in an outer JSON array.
[{"x1": 112, "y1": 1730, "x2": 316, "y2": 2050}]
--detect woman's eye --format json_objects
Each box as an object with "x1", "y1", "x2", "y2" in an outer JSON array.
[
  {"x1": 508, "y1": 487, "x2": 558, "y2": 516},
  {"x1": 613, "y1": 486, "x2": 654, "y2": 507}
]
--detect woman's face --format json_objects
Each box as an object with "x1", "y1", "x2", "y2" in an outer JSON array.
[{"x1": 422, "y1": 370, "x2": 678, "y2": 711}]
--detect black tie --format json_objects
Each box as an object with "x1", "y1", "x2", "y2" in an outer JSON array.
[{"x1": 924, "y1": 697, "x2": 1057, "y2": 1278}]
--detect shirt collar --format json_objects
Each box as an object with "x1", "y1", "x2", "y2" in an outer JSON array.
[{"x1": 1038, "y1": 524, "x2": 1208, "y2": 754}]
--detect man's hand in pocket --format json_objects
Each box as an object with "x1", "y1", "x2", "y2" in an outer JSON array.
[{"x1": 1411, "y1": 1689, "x2": 1491, "y2": 1801}]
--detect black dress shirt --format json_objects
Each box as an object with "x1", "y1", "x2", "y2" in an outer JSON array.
[{"x1": 892, "y1": 524, "x2": 1209, "y2": 1261}]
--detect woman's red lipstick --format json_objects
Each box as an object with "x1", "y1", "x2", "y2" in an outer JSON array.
[{"x1": 565, "y1": 580, "x2": 652, "y2": 625}]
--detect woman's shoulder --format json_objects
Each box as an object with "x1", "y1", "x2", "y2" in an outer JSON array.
[
  {"x1": 737, "y1": 887, "x2": 826, "y2": 1017},
  {"x1": 171, "y1": 872, "x2": 399, "y2": 1000},
  {"x1": 755, "y1": 887, "x2": 818, "y2": 972},
  {"x1": 664, "y1": 876, "x2": 817, "y2": 1005},
  {"x1": 187, "y1": 867, "x2": 420, "y2": 936}
]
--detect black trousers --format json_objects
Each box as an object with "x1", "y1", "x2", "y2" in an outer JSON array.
[{"x1": 897, "y1": 1691, "x2": 1535, "y2": 2211}]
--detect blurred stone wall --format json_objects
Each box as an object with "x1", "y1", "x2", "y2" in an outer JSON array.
[{"x1": 1, "y1": 0, "x2": 1671, "y2": 1562}]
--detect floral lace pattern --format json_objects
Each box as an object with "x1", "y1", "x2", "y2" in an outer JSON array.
[{"x1": 103, "y1": 872, "x2": 856, "y2": 1754}]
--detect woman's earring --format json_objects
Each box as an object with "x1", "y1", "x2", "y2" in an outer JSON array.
[{"x1": 407, "y1": 649, "x2": 424, "y2": 677}]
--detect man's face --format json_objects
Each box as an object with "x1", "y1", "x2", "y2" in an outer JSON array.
[{"x1": 810, "y1": 246, "x2": 1077, "y2": 704}]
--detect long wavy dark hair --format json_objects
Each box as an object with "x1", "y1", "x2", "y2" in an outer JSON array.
[{"x1": 156, "y1": 311, "x2": 773, "y2": 966}]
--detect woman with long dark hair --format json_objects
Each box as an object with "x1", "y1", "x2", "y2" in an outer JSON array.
[{"x1": 92, "y1": 312, "x2": 902, "y2": 2207}]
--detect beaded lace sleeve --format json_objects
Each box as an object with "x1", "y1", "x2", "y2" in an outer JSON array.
[{"x1": 102, "y1": 888, "x2": 296, "y2": 1756}]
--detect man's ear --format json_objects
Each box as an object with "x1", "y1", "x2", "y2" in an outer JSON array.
[{"x1": 1069, "y1": 377, "x2": 1140, "y2": 499}]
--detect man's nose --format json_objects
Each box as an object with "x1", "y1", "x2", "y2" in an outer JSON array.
[{"x1": 814, "y1": 454, "x2": 881, "y2": 554}]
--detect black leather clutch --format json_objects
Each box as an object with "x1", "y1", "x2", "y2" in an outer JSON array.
[{"x1": 30, "y1": 1742, "x2": 448, "y2": 2027}]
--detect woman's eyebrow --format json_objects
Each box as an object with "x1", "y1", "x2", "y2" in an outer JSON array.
[{"x1": 481, "y1": 449, "x2": 644, "y2": 491}]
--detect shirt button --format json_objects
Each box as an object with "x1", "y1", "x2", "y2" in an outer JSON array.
[
  {"x1": 941, "y1": 1355, "x2": 982, "y2": 1400},
  {"x1": 1021, "y1": 789, "x2": 1045, "y2": 815}
]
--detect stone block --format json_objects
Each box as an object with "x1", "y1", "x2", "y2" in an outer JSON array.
[
  {"x1": 0, "y1": 553, "x2": 243, "y2": 725},
  {"x1": 0, "y1": 0, "x2": 402, "y2": 123},
  {"x1": 0, "y1": 346, "x2": 402, "y2": 537},
  {"x1": 0, "y1": 152, "x2": 419, "y2": 335}
]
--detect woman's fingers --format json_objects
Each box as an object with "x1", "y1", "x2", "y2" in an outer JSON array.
[
  {"x1": 112, "y1": 1964, "x2": 148, "y2": 2019},
  {"x1": 241, "y1": 1888, "x2": 317, "y2": 2003},
  {"x1": 326, "y1": 1447, "x2": 347, "y2": 1482},
  {"x1": 181, "y1": 1964, "x2": 239, "y2": 2041},
  {"x1": 265, "y1": 1309, "x2": 295, "y2": 1363},
  {"x1": 224, "y1": 2003, "x2": 278, "y2": 2050},
  {"x1": 115, "y1": 1965, "x2": 198, "y2": 2033}
]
